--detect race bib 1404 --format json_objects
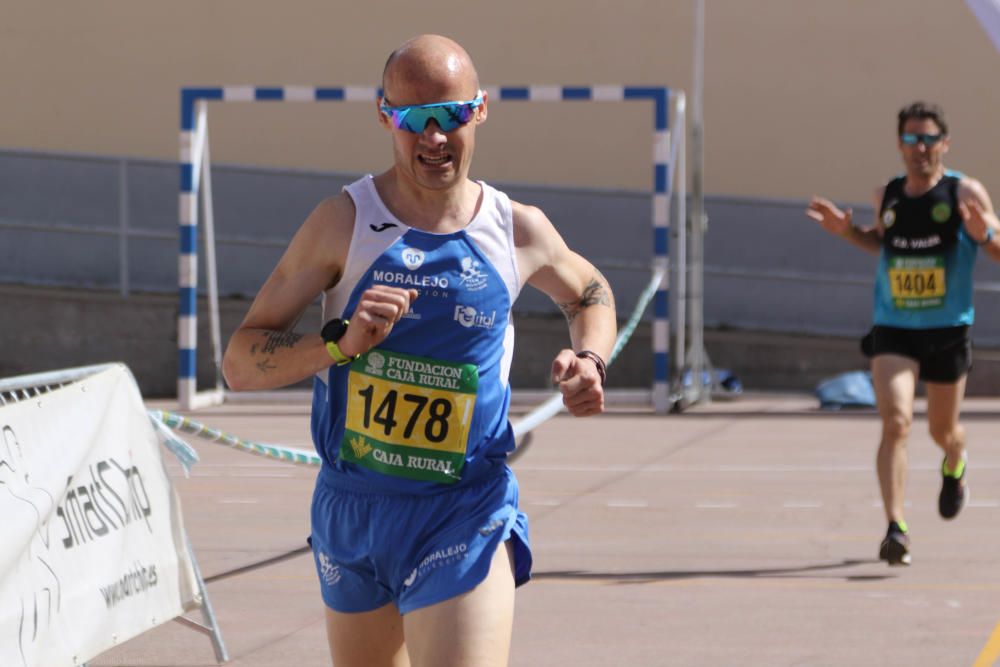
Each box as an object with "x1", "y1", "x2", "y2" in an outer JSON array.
[{"x1": 887, "y1": 255, "x2": 946, "y2": 310}]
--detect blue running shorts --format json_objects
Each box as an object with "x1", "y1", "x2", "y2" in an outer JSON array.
[{"x1": 309, "y1": 466, "x2": 532, "y2": 614}]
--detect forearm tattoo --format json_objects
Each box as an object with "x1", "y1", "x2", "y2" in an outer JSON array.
[
  {"x1": 250, "y1": 330, "x2": 303, "y2": 373},
  {"x1": 261, "y1": 330, "x2": 303, "y2": 354},
  {"x1": 255, "y1": 358, "x2": 278, "y2": 374},
  {"x1": 557, "y1": 274, "x2": 613, "y2": 323}
]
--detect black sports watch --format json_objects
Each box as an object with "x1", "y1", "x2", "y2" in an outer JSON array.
[
  {"x1": 321, "y1": 318, "x2": 349, "y2": 343},
  {"x1": 321, "y1": 318, "x2": 355, "y2": 365}
]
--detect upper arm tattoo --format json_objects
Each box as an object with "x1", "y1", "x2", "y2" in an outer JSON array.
[{"x1": 557, "y1": 274, "x2": 613, "y2": 323}]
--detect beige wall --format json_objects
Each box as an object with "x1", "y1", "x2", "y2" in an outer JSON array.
[{"x1": 4, "y1": 1, "x2": 1000, "y2": 205}]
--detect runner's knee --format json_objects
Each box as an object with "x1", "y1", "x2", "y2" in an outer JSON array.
[
  {"x1": 929, "y1": 421, "x2": 963, "y2": 449},
  {"x1": 882, "y1": 413, "x2": 911, "y2": 441}
]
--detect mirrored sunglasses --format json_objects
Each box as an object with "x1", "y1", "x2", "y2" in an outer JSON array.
[
  {"x1": 900, "y1": 132, "x2": 944, "y2": 146},
  {"x1": 380, "y1": 92, "x2": 484, "y2": 133}
]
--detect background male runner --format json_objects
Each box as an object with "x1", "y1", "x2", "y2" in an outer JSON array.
[{"x1": 807, "y1": 101, "x2": 1000, "y2": 566}]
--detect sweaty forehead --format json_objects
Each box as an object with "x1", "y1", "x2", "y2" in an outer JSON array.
[{"x1": 902, "y1": 117, "x2": 943, "y2": 135}]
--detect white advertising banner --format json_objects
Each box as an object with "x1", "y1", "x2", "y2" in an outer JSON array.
[
  {"x1": 966, "y1": 0, "x2": 1000, "y2": 54},
  {"x1": 0, "y1": 364, "x2": 199, "y2": 667}
]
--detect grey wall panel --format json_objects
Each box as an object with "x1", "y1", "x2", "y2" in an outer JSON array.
[
  {"x1": 499, "y1": 184, "x2": 651, "y2": 318},
  {"x1": 0, "y1": 228, "x2": 120, "y2": 288},
  {"x1": 703, "y1": 196, "x2": 1000, "y2": 344},
  {"x1": 0, "y1": 153, "x2": 120, "y2": 227},
  {"x1": 6, "y1": 150, "x2": 1000, "y2": 346},
  {"x1": 127, "y1": 236, "x2": 181, "y2": 293},
  {"x1": 128, "y1": 161, "x2": 185, "y2": 233},
  {"x1": 704, "y1": 276, "x2": 873, "y2": 337}
]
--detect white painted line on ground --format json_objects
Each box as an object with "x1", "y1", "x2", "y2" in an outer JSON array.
[
  {"x1": 188, "y1": 470, "x2": 297, "y2": 478},
  {"x1": 513, "y1": 462, "x2": 1000, "y2": 473},
  {"x1": 515, "y1": 463, "x2": 638, "y2": 473},
  {"x1": 184, "y1": 460, "x2": 300, "y2": 468},
  {"x1": 606, "y1": 499, "x2": 649, "y2": 508},
  {"x1": 515, "y1": 463, "x2": 870, "y2": 473},
  {"x1": 170, "y1": 462, "x2": 305, "y2": 469},
  {"x1": 171, "y1": 465, "x2": 306, "y2": 476},
  {"x1": 521, "y1": 495, "x2": 993, "y2": 512},
  {"x1": 903, "y1": 598, "x2": 931, "y2": 608},
  {"x1": 231, "y1": 471, "x2": 295, "y2": 478}
]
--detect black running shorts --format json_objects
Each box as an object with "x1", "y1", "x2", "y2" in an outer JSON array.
[{"x1": 860, "y1": 325, "x2": 971, "y2": 383}]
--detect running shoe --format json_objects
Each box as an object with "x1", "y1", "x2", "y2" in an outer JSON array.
[
  {"x1": 938, "y1": 455, "x2": 968, "y2": 520},
  {"x1": 878, "y1": 521, "x2": 910, "y2": 566}
]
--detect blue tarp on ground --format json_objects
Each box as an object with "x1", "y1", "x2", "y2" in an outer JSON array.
[{"x1": 815, "y1": 370, "x2": 876, "y2": 410}]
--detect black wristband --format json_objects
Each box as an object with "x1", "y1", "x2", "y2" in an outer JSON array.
[{"x1": 575, "y1": 350, "x2": 607, "y2": 386}]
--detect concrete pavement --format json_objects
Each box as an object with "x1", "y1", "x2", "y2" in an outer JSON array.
[{"x1": 88, "y1": 392, "x2": 1000, "y2": 666}]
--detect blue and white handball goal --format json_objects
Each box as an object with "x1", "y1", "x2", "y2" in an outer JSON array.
[{"x1": 177, "y1": 84, "x2": 695, "y2": 413}]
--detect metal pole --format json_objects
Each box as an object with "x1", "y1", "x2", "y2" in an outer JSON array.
[
  {"x1": 187, "y1": 535, "x2": 229, "y2": 662},
  {"x1": 673, "y1": 94, "x2": 687, "y2": 398},
  {"x1": 178, "y1": 101, "x2": 206, "y2": 410},
  {"x1": 651, "y1": 87, "x2": 672, "y2": 414},
  {"x1": 689, "y1": 0, "x2": 708, "y2": 403},
  {"x1": 201, "y1": 127, "x2": 225, "y2": 393},
  {"x1": 118, "y1": 159, "x2": 130, "y2": 298}
]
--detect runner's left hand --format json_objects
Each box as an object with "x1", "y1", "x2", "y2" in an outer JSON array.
[
  {"x1": 551, "y1": 349, "x2": 605, "y2": 417},
  {"x1": 959, "y1": 199, "x2": 997, "y2": 244}
]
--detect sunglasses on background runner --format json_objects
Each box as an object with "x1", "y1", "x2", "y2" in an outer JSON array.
[
  {"x1": 900, "y1": 132, "x2": 945, "y2": 146},
  {"x1": 380, "y1": 92, "x2": 484, "y2": 133}
]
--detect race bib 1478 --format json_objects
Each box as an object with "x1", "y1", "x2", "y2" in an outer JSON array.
[{"x1": 340, "y1": 349, "x2": 478, "y2": 483}]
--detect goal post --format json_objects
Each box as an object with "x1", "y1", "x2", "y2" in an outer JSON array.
[{"x1": 178, "y1": 84, "x2": 695, "y2": 412}]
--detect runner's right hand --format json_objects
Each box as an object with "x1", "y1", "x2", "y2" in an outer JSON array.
[
  {"x1": 339, "y1": 286, "x2": 418, "y2": 357},
  {"x1": 806, "y1": 196, "x2": 853, "y2": 237}
]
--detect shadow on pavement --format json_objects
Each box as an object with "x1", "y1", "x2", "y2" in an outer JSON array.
[{"x1": 533, "y1": 558, "x2": 894, "y2": 584}]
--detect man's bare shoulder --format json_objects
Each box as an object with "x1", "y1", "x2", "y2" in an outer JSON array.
[
  {"x1": 510, "y1": 199, "x2": 555, "y2": 248},
  {"x1": 509, "y1": 198, "x2": 575, "y2": 286},
  {"x1": 873, "y1": 184, "x2": 886, "y2": 206},
  {"x1": 277, "y1": 191, "x2": 357, "y2": 284},
  {"x1": 306, "y1": 191, "x2": 356, "y2": 236},
  {"x1": 958, "y1": 175, "x2": 992, "y2": 207}
]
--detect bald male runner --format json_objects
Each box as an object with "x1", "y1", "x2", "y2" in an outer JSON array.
[{"x1": 223, "y1": 34, "x2": 616, "y2": 666}]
